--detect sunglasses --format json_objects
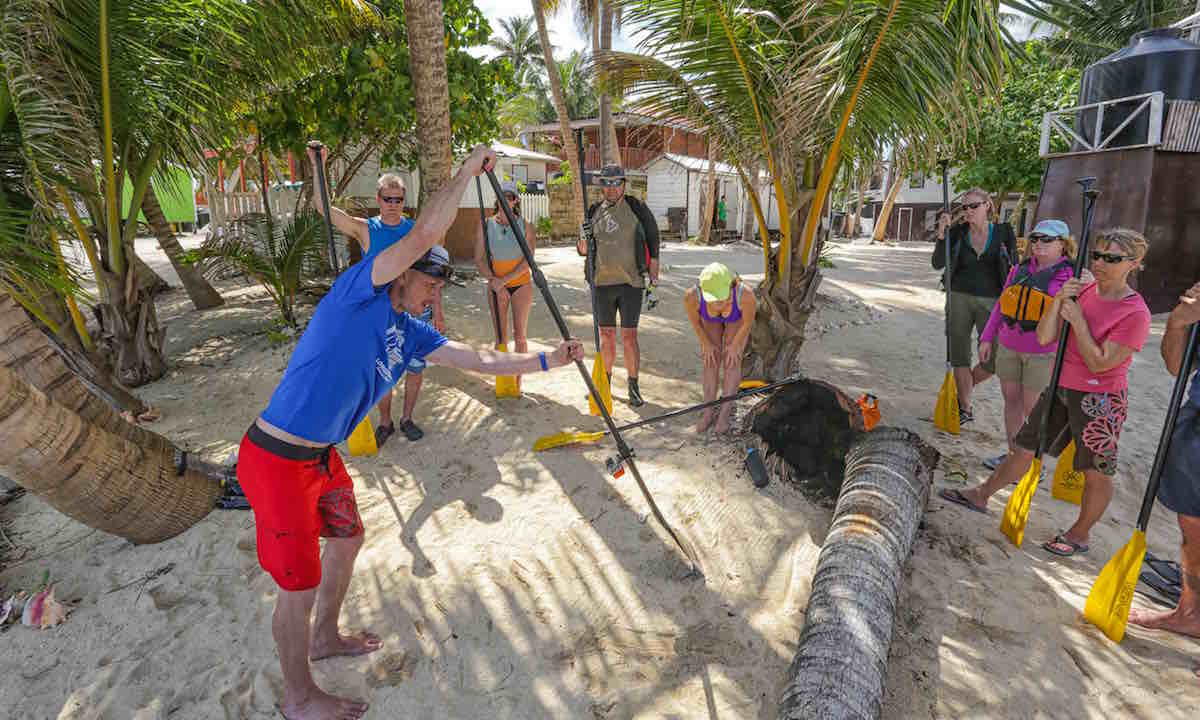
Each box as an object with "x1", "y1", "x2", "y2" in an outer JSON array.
[
  {"x1": 596, "y1": 178, "x2": 625, "y2": 187},
  {"x1": 962, "y1": 201, "x2": 987, "y2": 210},
  {"x1": 380, "y1": 194, "x2": 405, "y2": 205},
  {"x1": 1091, "y1": 251, "x2": 1132, "y2": 264},
  {"x1": 1028, "y1": 233, "x2": 1063, "y2": 244}
]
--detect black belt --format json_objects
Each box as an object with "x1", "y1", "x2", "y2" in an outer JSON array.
[{"x1": 246, "y1": 423, "x2": 332, "y2": 463}]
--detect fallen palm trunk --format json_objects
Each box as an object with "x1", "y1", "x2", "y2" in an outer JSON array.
[
  {"x1": 778, "y1": 427, "x2": 938, "y2": 720},
  {"x1": 0, "y1": 365, "x2": 220, "y2": 544}
]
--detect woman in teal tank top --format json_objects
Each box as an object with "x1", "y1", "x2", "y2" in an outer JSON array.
[{"x1": 473, "y1": 182, "x2": 537, "y2": 376}]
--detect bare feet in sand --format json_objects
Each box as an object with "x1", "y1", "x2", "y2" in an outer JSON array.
[
  {"x1": 1127, "y1": 606, "x2": 1200, "y2": 639},
  {"x1": 696, "y1": 409, "x2": 715, "y2": 433},
  {"x1": 279, "y1": 689, "x2": 368, "y2": 720},
  {"x1": 713, "y1": 410, "x2": 732, "y2": 434},
  {"x1": 310, "y1": 631, "x2": 383, "y2": 661}
]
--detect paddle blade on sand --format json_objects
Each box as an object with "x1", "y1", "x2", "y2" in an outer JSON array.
[
  {"x1": 1084, "y1": 529, "x2": 1146, "y2": 643},
  {"x1": 588, "y1": 353, "x2": 612, "y2": 416},
  {"x1": 347, "y1": 415, "x2": 377, "y2": 456},
  {"x1": 1001, "y1": 457, "x2": 1042, "y2": 547},
  {"x1": 1051, "y1": 441, "x2": 1086, "y2": 505},
  {"x1": 494, "y1": 344, "x2": 520, "y2": 399},
  {"x1": 533, "y1": 430, "x2": 606, "y2": 452},
  {"x1": 934, "y1": 371, "x2": 960, "y2": 435}
]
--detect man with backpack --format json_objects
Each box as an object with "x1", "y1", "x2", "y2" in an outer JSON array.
[{"x1": 577, "y1": 164, "x2": 659, "y2": 407}]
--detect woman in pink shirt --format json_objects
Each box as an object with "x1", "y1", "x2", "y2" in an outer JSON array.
[
  {"x1": 978, "y1": 219, "x2": 1076, "y2": 470},
  {"x1": 941, "y1": 228, "x2": 1151, "y2": 557}
]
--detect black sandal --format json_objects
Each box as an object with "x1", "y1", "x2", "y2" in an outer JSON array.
[
  {"x1": 375, "y1": 422, "x2": 396, "y2": 447},
  {"x1": 398, "y1": 419, "x2": 424, "y2": 441}
]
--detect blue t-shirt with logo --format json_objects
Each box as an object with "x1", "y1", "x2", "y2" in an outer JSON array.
[
  {"x1": 366, "y1": 216, "x2": 414, "y2": 258},
  {"x1": 261, "y1": 255, "x2": 447, "y2": 444}
]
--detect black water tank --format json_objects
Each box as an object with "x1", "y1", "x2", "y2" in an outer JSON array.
[{"x1": 1074, "y1": 29, "x2": 1200, "y2": 150}]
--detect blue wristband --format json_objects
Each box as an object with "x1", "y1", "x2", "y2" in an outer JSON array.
[{"x1": 539, "y1": 352, "x2": 548, "y2": 371}]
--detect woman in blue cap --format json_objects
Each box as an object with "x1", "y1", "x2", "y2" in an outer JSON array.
[
  {"x1": 976, "y1": 218, "x2": 1078, "y2": 469},
  {"x1": 684, "y1": 262, "x2": 757, "y2": 433}
]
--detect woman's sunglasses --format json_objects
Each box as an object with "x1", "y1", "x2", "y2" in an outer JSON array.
[
  {"x1": 962, "y1": 201, "x2": 987, "y2": 210},
  {"x1": 1091, "y1": 251, "x2": 1132, "y2": 264},
  {"x1": 1028, "y1": 233, "x2": 1063, "y2": 244},
  {"x1": 380, "y1": 194, "x2": 405, "y2": 205}
]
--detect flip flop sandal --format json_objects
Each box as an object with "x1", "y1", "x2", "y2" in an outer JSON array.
[
  {"x1": 938, "y1": 488, "x2": 988, "y2": 515},
  {"x1": 375, "y1": 422, "x2": 396, "y2": 447},
  {"x1": 1139, "y1": 569, "x2": 1182, "y2": 605},
  {"x1": 398, "y1": 419, "x2": 424, "y2": 441},
  {"x1": 1145, "y1": 552, "x2": 1183, "y2": 587},
  {"x1": 1042, "y1": 533, "x2": 1089, "y2": 557}
]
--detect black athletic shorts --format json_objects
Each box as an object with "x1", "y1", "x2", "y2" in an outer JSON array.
[
  {"x1": 594, "y1": 283, "x2": 643, "y2": 329},
  {"x1": 1159, "y1": 401, "x2": 1200, "y2": 518}
]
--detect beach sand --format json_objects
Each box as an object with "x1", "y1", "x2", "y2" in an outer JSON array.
[{"x1": 0, "y1": 236, "x2": 1196, "y2": 718}]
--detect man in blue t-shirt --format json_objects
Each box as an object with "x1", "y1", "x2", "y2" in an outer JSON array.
[
  {"x1": 310, "y1": 163, "x2": 442, "y2": 445},
  {"x1": 1130, "y1": 281, "x2": 1200, "y2": 645},
  {"x1": 238, "y1": 143, "x2": 583, "y2": 720}
]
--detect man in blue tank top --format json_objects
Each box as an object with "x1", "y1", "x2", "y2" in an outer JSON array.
[
  {"x1": 310, "y1": 163, "x2": 443, "y2": 445},
  {"x1": 240, "y1": 143, "x2": 583, "y2": 719}
]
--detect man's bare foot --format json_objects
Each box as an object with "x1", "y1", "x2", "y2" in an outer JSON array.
[
  {"x1": 278, "y1": 689, "x2": 368, "y2": 720},
  {"x1": 713, "y1": 410, "x2": 732, "y2": 434},
  {"x1": 696, "y1": 410, "x2": 715, "y2": 433},
  {"x1": 1128, "y1": 606, "x2": 1200, "y2": 638},
  {"x1": 310, "y1": 631, "x2": 383, "y2": 661}
]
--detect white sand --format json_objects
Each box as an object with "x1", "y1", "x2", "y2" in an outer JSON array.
[{"x1": 0, "y1": 237, "x2": 1196, "y2": 719}]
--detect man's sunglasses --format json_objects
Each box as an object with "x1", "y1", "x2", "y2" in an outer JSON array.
[
  {"x1": 1028, "y1": 233, "x2": 1063, "y2": 244},
  {"x1": 596, "y1": 178, "x2": 625, "y2": 187},
  {"x1": 1091, "y1": 251, "x2": 1132, "y2": 264},
  {"x1": 962, "y1": 201, "x2": 987, "y2": 210},
  {"x1": 380, "y1": 194, "x2": 405, "y2": 205}
]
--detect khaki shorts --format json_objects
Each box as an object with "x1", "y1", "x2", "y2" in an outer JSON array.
[
  {"x1": 946, "y1": 291, "x2": 997, "y2": 370},
  {"x1": 994, "y1": 343, "x2": 1054, "y2": 391}
]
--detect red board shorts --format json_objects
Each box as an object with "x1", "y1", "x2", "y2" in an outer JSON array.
[{"x1": 236, "y1": 423, "x2": 363, "y2": 591}]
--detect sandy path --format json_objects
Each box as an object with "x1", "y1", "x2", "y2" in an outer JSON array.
[{"x1": 0, "y1": 237, "x2": 1195, "y2": 719}]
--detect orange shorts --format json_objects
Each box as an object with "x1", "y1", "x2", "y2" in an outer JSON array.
[{"x1": 236, "y1": 424, "x2": 363, "y2": 591}]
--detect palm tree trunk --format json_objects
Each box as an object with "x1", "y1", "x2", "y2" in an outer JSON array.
[
  {"x1": 697, "y1": 139, "x2": 718, "y2": 245},
  {"x1": 533, "y1": 0, "x2": 586, "y2": 227},
  {"x1": 871, "y1": 164, "x2": 903, "y2": 243},
  {"x1": 94, "y1": 262, "x2": 168, "y2": 387},
  {"x1": 143, "y1": 185, "x2": 224, "y2": 310},
  {"x1": 0, "y1": 364, "x2": 219, "y2": 544},
  {"x1": 1, "y1": 293, "x2": 150, "y2": 419},
  {"x1": 599, "y1": 2, "x2": 618, "y2": 166},
  {"x1": 132, "y1": 253, "x2": 171, "y2": 295},
  {"x1": 404, "y1": 0, "x2": 454, "y2": 205},
  {"x1": 778, "y1": 428, "x2": 938, "y2": 720}
]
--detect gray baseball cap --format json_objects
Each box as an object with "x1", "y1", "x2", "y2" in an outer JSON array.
[{"x1": 412, "y1": 245, "x2": 453, "y2": 279}]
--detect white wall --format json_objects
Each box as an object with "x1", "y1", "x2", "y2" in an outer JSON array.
[{"x1": 645, "y1": 157, "x2": 688, "y2": 230}]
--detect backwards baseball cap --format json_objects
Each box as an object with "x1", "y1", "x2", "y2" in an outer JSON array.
[
  {"x1": 1030, "y1": 219, "x2": 1070, "y2": 238},
  {"x1": 699, "y1": 262, "x2": 735, "y2": 303},
  {"x1": 597, "y1": 164, "x2": 626, "y2": 187},
  {"x1": 412, "y1": 245, "x2": 453, "y2": 279}
]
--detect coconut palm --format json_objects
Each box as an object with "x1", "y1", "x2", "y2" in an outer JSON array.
[
  {"x1": 490, "y1": 15, "x2": 548, "y2": 85},
  {"x1": 1008, "y1": 0, "x2": 1195, "y2": 64},
  {"x1": 532, "y1": 0, "x2": 586, "y2": 226},
  {"x1": 405, "y1": 0, "x2": 454, "y2": 203},
  {"x1": 599, "y1": 0, "x2": 1010, "y2": 378},
  {"x1": 537, "y1": 51, "x2": 601, "y2": 121}
]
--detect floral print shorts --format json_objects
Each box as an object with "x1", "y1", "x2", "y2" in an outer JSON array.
[{"x1": 1014, "y1": 387, "x2": 1127, "y2": 476}]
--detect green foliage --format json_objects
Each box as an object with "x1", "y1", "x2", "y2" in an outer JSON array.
[
  {"x1": 548, "y1": 160, "x2": 573, "y2": 186},
  {"x1": 1007, "y1": 0, "x2": 1195, "y2": 65},
  {"x1": 192, "y1": 211, "x2": 327, "y2": 327},
  {"x1": 488, "y1": 15, "x2": 546, "y2": 86},
  {"x1": 536, "y1": 215, "x2": 552, "y2": 236},
  {"x1": 950, "y1": 41, "x2": 1081, "y2": 195},
  {"x1": 250, "y1": 0, "x2": 513, "y2": 178},
  {"x1": 536, "y1": 50, "x2": 600, "y2": 123}
]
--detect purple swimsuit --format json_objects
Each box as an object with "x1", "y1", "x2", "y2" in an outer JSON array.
[{"x1": 698, "y1": 284, "x2": 743, "y2": 324}]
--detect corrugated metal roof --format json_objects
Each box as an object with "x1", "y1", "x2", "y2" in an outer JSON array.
[
  {"x1": 492, "y1": 142, "x2": 561, "y2": 164},
  {"x1": 647, "y1": 152, "x2": 740, "y2": 176}
]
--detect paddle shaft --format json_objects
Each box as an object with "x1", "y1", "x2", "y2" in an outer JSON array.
[
  {"x1": 307, "y1": 141, "x2": 339, "y2": 274},
  {"x1": 939, "y1": 160, "x2": 951, "y2": 364},
  {"x1": 475, "y1": 178, "x2": 505, "y2": 345},
  {"x1": 1034, "y1": 187, "x2": 1100, "y2": 458},
  {"x1": 576, "y1": 129, "x2": 601, "y2": 353},
  {"x1": 483, "y1": 170, "x2": 700, "y2": 575},
  {"x1": 1136, "y1": 322, "x2": 1200, "y2": 531}
]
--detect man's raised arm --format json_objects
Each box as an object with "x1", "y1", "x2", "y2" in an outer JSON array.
[
  {"x1": 370, "y1": 145, "x2": 497, "y2": 287},
  {"x1": 306, "y1": 144, "x2": 369, "y2": 248}
]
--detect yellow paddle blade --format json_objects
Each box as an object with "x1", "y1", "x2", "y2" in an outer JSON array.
[
  {"x1": 739, "y1": 379, "x2": 767, "y2": 390},
  {"x1": 1084, "y1": 529, "x2": 1146, "y2": 643},
  {"x1": 533, "y1": 430, "x2": 607, "y2": 452},
  {"x1": 588, "y1": 352, "x2": 613, "y2": 416},
  {"x1": 1001, "y1": 457, "x2": 1042, "y2": 547},
  {"x1": 346, "y1": 415, "x2": 377, "y2": 457},
  {"x1": 494, "y1": 343, "x2": 520, "y2": 399},
  {"x1": 934, "y1": 371, "x2": 960, "y2": 435},
  {"x1": 1051, "y1": 441, "x2": 1086, "y2": 505}
]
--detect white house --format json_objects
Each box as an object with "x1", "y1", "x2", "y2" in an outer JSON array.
[
  {"x1": 641, "y1": 153, "x2": 752, "y2": 236},
  {"x1": 860, "y1": 166, "x2": 1032, "y2": 241}
]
